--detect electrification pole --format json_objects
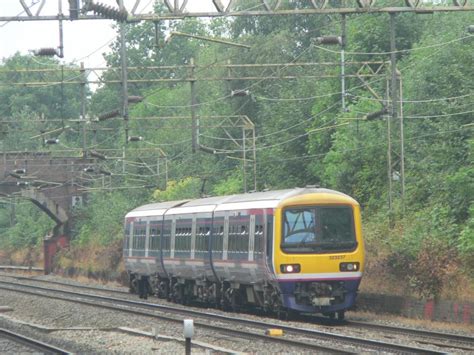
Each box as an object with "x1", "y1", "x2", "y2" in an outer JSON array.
[
  {"x1": 388, "y1": 13, "x2": 405, "y2": 215},
  {"x1": 119, "y1": 0, "x2": 129, "y2": 144},
  {"x1": 190, "y1": 58, "x2": 199, "y2": 153},
  {"x1": 80, "y1": 62, "x2": 87, "y2": 158}
]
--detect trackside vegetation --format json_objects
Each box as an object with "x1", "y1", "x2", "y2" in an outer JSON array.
[{"x1": 0, "y1": 9, "x2": 472, "y2": 301}]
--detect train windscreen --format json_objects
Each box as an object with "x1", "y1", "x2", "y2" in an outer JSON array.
[{"x1": 281, "y1": 206, "x2": 356, "y2": 253}]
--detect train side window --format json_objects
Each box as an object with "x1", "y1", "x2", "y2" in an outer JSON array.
[
  {"x1": 175, "y1": 218, "x2": 192, "y2": 258},
  {"x1": 240, "y1": 225, "x2": 249, "y2": 254},
  {"x1": 195, "y1": 219, "x2": 211, "y2": 260},
  {"x1": 211, "y1": 217, "x2": 224, "y2": 260},
  {"x1": 266, "y1": 214, "x2": 273, "y2": 261},
  {"x1": 228, "y1": 214, "x2": 249, "y2": 260},
  {"x1": 254, "y1": 219, "x2": 264, "y2": 260},
  {"x1": 162, "y1": 219, "x2": 172, "y2": 258},
  {"x1": 124, "y1": 222, "x2": 131, "y2": 254},
  {"x1": 132, "y1": 222, "x2": 147, "y2": 257},
  {"x1": 149, "y1": 223, "x2": 161, "y2": 257}
]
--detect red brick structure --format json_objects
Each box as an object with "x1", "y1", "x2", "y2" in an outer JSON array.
[
  {"x1": 0, "y1": 152, "x2": 96, "y2": 273},
  {"x1": 357, "y1": 293, "x2": 473, "y2": 324}
]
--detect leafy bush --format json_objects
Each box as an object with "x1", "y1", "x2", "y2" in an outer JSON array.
[
  {"x1": 458, "y1": 205, "x2": 474, "y2": 276},
  {"x1": 73, "y1": 190, "x2": 148, "y2": 246},
  {"x1": 55, "y1": 238, "x2": 124, "y2": 280},
  {"x1": 0, "y1": 203, "x2": 54, "y2": 249},
  {"x1": 381, "y1": 205, "x2": 463, "y2": 299},
  {"x1": 152, "y1": 177, "x2": 202, "y2": 201},
  {"x1": 407, "y1": 239, "x2": 458, "y2": 299}
]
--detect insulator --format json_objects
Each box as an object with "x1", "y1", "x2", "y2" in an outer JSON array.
[
  {"x1": 9, "y1": 173, "x2": 22, "y2": 179},
  {"x1": 68, "y1": 0, "x2": 80, "y2": 20},
  {"x1": 44, "y1": 138, "x2": 59, "y2": 144},
  {"x1": 198, "y1": 145, "x2": 216, "y2": 154},
  {"x1": 405, "y1": 0, "x2": 421, "y2": 7},
  {"x1": 314, "y1": 36, "x2": 342, "y2": 45},
  {"x1": 13, "y1": 169, "x2": 26, "y2": 174},
  {"x1": 231, "y1": 90, "x2": 250, "y2": 97},
  {"x1": 16, "y1": 181, "x2": 29, "y2": 187},
  {"x1": 212, "y1": 0, "x2": 225, "y2": 12},
  {"x1": 365, "y1": 107, "x2": 388, "y2": 121},
  {"x1": 88, "y1": 2, "x2": 128, "y2": 22},
  {"x1": 128, "y1": 96, "x2": 144, "y2": 103},
  {"x1": 99, "y1": 169, "x2": 112, "y2": 176},
  {"x1": 128, "y1": 136, "x2": 143, "y2": 142},
  {"x1": 83, "y1": 167, "x2": 95, "y2": 173},
  {"x1": 33, "y1": 48, "x2": 59, "y2": 56},
  {"x1": 90, "y1": 150, "x2": 106, "y2": 160},
  {"x1": 356, "y1": 0, "x2": 374, "y2": 8},
  {"x1": 98, "y1": 109, "x2": 120, "y2": 121},
  {"x1": 468, "y1": 25, "x2": 474, "y2": 34}
]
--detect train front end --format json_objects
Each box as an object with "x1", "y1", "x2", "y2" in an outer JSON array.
[{"x1": 273, "y1": 191, "x2": 365, "y2": 319}]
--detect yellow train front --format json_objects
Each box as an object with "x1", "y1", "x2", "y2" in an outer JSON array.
[
  {"x1": 272, "y1": 190, "x2": 365, "y2": 320},
  {"x1": 123, "y1": 187, "x2": 364, "y2": 319}
]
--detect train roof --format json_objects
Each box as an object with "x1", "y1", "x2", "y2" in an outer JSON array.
[
  {"x1": 126, "y1": 187, "x2": 353, "y2": 218},
  {"x1": 125, "y1": 200, "x2": 188, "y2": 218}
]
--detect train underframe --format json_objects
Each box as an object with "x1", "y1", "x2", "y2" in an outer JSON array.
[{"x1": 128, "y1": 272, "x2": 358, "y2": 320}]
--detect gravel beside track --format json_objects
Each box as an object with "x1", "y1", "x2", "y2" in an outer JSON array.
[
  {"x1": 0, "y1": 338, "x2": 32, "y2": 353},
  {"x1": 0, "y1": 327, "x2": 70, "y2": 354},
  {"x1": 0, "y1": 272, "x2": 472, "y2": 353},
  {"x1": 0, "y1": 286, "x2": 318, "y2": 353}
]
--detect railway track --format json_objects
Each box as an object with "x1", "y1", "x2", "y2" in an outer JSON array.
[
  {"x1": 0, "y1": 278, "x2": 465, "y2": 353},
  {"x1": 2, "y1": 273, "x2": 473, "y2": 351},
  {"x1": 346, "y1": 319, "x2": 474, "y2": 351},
  {"x1": 0, "y1": 327, "x2": 70, "y2": 354},
  {"x1": 0, "y1": 280, "x2": 347, "y2": 353},
  {"x1": 305, "y1": 314, "x2": 474, "y2": 351},
  {"x1": 0, "y1": 273, "x2": 129, "y2": 294}
]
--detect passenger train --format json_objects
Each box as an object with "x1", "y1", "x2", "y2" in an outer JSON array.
[{"x1": 123, "y1": 187, "x2": 365, "y2": 320}]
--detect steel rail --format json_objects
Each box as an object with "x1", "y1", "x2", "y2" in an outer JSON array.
[
  {"x1": 0, "y1": 282, "x2": 345, "y2": 354},
  {"x1": 0, "y1": 327, "x2": 71, "y2": 354},
  {"x1": 0, "y1": 280, "x2": 446, "y2": 354},
  {"x1": 5, "y1": 274, "x2": 472, "y2": 349},
  {"x1": 347, "y1": 320, "x2": 474, "y2": 348},
  {"x1": 0, "y1": 273, "x2": 129, "y2": 295}
]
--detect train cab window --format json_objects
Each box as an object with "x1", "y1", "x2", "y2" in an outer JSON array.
[{"x1": 281, "y1": 206, "x2": 356, "y2": 254}]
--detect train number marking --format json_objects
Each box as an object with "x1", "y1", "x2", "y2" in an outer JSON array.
[{"x1": 329, "y1": 255, "x2": 346, "y2": 260}]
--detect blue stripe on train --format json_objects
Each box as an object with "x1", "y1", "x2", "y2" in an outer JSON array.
[{"x1": 278, "y1": 279, "x2": 361, "y2": 313}]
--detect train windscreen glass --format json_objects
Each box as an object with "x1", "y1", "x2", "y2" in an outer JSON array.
[{"x1": 281, "y1": 206, "x2": 356, "y2": 253}]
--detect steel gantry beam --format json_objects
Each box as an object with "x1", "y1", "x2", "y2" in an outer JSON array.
[
  {"x1": 1, "y1": 0, "x2": 473, "y2": 23},
  {"x1": 0, "y1": 61, "x2": 388, "y2": 87}
]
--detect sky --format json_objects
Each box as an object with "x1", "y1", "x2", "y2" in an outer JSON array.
[{"x1": 0, "y1": 0, "x2": 214, "y2": 67}]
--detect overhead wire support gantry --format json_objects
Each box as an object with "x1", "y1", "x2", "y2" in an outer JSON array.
[
  {"x1": 3, "y1": 0, "x2": 473, "y2": 23},
  {"x1": 3, "y1": 0, "x2": 472, "y2": 203}
]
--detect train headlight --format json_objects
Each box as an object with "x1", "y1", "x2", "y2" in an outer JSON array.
[
  {"x1": 280, "y1": 264, "x2": 301, "y2": 273},
  {"x1": 339, "y1": 262, "x2": 360, "y2": 272}
]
